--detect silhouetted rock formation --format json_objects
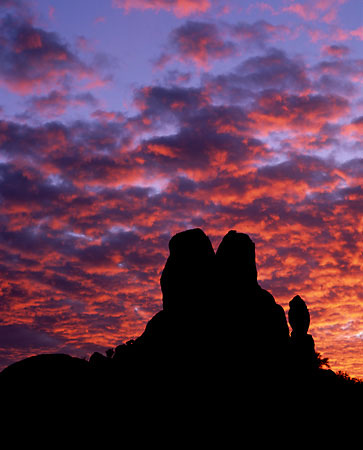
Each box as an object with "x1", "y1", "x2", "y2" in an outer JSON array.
[
  {"x1": 135, "y1": 228, "x2": 216, "y2": 353},
  {"x1": 1, "y1": 228, "x2": 362, "y2": 408},
  {"x1": 288, "y1": 295, "x2": 316, "y2": 375},
  {"x1": 0, "y1": 353, "x2": 91, "y2": 403},
  {"x1": 1, "y1": 353, "x2": 89, "y2": 381},
  {"x1": 161, "y1": 228, "x2": 215, "y2": 314},
  {"x1": 289, "y1": 294, "x2": 310, "y2": 336},
  {"x1": 214, "y1": 230, "x2": 289, "y2": 377}
]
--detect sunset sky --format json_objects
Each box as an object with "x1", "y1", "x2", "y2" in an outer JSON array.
[{"x1": 0, "y1": 0, "x2": 362, "y2": 378}]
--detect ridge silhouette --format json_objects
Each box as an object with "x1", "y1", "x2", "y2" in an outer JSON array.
[{"x1": 1, "y1": 228, "x2": 362, "y2": 410}]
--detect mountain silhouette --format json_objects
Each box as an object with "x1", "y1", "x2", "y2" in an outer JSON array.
[{"x1": 1, "y1": 228, "x2": 362, "y2": 415}]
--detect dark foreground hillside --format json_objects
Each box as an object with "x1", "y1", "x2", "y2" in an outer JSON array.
[{"x1": 1, "y1": 229, "x2": 362, "y2": 421}]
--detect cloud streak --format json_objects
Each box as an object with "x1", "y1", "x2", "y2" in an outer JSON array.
[{"x1": 112, "y1": 0, "x2": 212, "y2": 17}]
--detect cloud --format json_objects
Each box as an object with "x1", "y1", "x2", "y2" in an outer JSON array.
[
  {"x1": 322, "y1": 44, "x2": 350, "y2": 58},
  {"x1": 91, "y1": 109, "x2": 125, "y2": 123},
  {"x1": 0, "y1": 324, "x2": 61, "y2": 349},
  {"x1": 247, "y1": 2, "x2": 278, "y2": 15},
  {"x1": 155, "y1": 21, "x2": 237, "y2": 69},
  {"x1": 306, "y1": 24, "x2": 363, "y2": 43},
  {"x1": 283, "y1": 0, "x2": 347, "y2": 24},
  {"x1": 155, "y1": 20, "x2": 294, "y2": 71},
  {"x1": 230, "y1": 20, "x2": 292, "y2": 47},
  {"x1": 312, "y1": 58, "x2": 363, "y2": 93},
  {"x1": 201, "y1": 47, "x2": 359, "y2": 107},
  {"x1": 0, "y1": 14, "x2": 100, "y2": 94},
  {"x1": 220, "y1": 48, "x2": 310, "y2": 94},
  {"x1": 342, "y1": 116, "x2": 363, "y2": 141},
  {"x1": 49, "y1": 5, "x2": 55, "y2": 20},
  {"x1": 94, "y1": 16, "x2": 106, "y2": 24},
  {"x1": 27, "y1": 90, "x2": 70, "y2": 117},
  {"x1": 132, "y1": 84, "x2": 210, "y2": 117},
  {"x1": 283, "y1": 2, "x2": 313, "y2": 21},
  {"x1": 112, "y1": 0, "x2": 211, "y2": 17},
  {"x1": 0, "y1": 0, "x2": 33, "y2": 20},
  {"x1": 248, "y1": 90, "x2": 349, "y2": 135},
  {"x1": 350, "y1": 26, "x2": 363, "y2": 40},
  {"x1": 25, "y1": 90, "x2": 99, "y2": 118},
  {"x1": 136, "y1": 121, "x2": 267, "y2": 181}
]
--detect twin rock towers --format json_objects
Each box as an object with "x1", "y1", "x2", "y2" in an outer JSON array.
[
  {"x1": 92, "y1": 228, "x2": 321, "y2": 386},
  {"x1": 1, "y1": 228, "x2": 335, "y2": 401}
]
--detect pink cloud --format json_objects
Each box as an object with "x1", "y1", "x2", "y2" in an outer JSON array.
[
  {"x1": 283, "y1": 3, "x2": 317, "y2": 21},
  {"x1": 94, "y1": 16, "x2": 106, "y2": 24},
  {"x1": 247, "y1": 2, "x2": 278, "y2": 15},
  {"x1": 49, "y1": 6, "x2": 55, "y2": 19},
  {"x1": 155, "y1": 19, "x2": 296, "y2": 73},
  {"x1": 322, "y1": 44, "x2": 350, "y2": 58},
  {"x1": 0, "y1": 15, "x2": 97, "y2": 94},
  {"x1": 283, "y1": 0, "x2": 347, "y2": 23},
  {"x1": 306, "y1": 27, "x2": 329, "y2": 42},
  {"x1": 112, "y1": 0, "x2": 211, "y2": 17},
  {"x1": 91, "y1": 109, "x2": 125, "y2": 123},
  {"x1": 27, "y1": 90, "x2": 69, "y2": 116},
  {"x1": 155, "y1": 21, "x2": 236, "y2": 70},
  {"x1": 342, "y1": 116, "x2": 363, "y2": 137},
  {"x1": 25, "y1": 90, "x2": 99, "y2": 118},
  {"x1": 231, "y1": 20, "x2": 292, "y2": 45},
  {"x1": 351, "y1": 26, "x2": 363, "y2": 40},
  {"x1": 306, "y1": 24, "x2": 362, "y2": 43}
]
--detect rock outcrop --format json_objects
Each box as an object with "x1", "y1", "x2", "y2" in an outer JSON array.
[
  {"x1": 1, "y1": 228, "x2": 360, "y2": 405},
  {"x1": 288, "y1": 295, "x2": 317, "y2": 376}
]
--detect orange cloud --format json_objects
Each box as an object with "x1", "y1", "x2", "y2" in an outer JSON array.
[
  {"x1": 248, "y1": 92, "x2": 349, "y2": 135},
  {"x1": 342, "y1": 116, "x2": 363, "y2": 139}
]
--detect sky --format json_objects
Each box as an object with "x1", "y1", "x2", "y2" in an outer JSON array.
[{"x1": 0, "y1": 0, "x2": 362, "y2": 378}]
